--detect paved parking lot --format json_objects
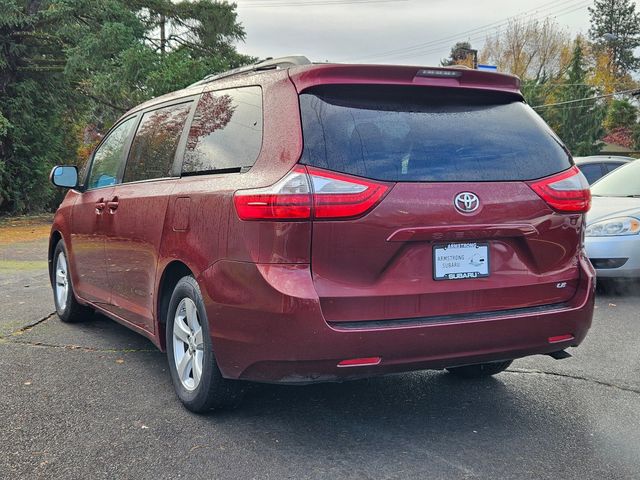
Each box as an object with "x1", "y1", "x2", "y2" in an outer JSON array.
[{"x1": 1, "y1": 229, "x2": 639, "y2": 479}]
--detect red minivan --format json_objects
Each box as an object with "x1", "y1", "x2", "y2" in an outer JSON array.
[{"x1": 49, "y1": 57, "x2": 595, "y2": 412}]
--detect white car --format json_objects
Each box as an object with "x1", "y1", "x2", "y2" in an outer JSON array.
[
  {"x1": 585, "y1": 160, "x2": 640, "y2": 278},
  {"x1": 574, "y1": 155, "x2": 633, "y2": 184}
]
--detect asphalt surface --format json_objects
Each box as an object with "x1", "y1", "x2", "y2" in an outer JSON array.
[{"x1": 1, "y1": 236, "x2": 639, "y2": 479}]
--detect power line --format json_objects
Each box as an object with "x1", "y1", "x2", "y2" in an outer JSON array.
[
  {"x1": 349, "y1": 0, "x2": 579, "y2": 60},
  {"x1": 533, "y1": 88, "x2": 640, "y2": 109},
  {"x1": 345, "y1": 0, "x2": 589, "y2": 62},
  {"x1": 385, "y1": 1, "x2": 590, "y2": 62},
  {"x1": 237, "y1": 0, "x2": 407, "y2": 7}
]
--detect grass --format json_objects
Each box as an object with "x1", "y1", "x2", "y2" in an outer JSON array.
[
  {"x1": 0, "y1": 259, "x2": 48, "y2": 271},
  {"x1": 0, "y1": 214, "x2": 52, "y2": 245}
]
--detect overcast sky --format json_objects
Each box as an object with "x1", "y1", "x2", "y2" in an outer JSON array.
[{"x1": 232, "y1": 0, "x2": 597, "y2": 66}]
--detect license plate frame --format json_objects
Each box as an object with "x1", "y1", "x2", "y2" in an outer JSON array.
[{"x1": 433, "y1": 242, "x2": 490, "y2": 281}]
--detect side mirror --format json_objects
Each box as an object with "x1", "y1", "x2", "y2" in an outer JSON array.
[{"x1": 50, "y1": 166, "x2": 79, "y2": 189}]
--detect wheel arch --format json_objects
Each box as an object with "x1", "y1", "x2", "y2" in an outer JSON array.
[
  {"x1": 156, "y1": 260, "x2": 194, "y2": 351},
  {"x1": 48, "y1": 230, "x2": 63, "y2": 286}
]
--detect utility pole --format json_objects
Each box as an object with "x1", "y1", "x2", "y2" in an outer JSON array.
[{"x1": 459, "y1": 47, "x2": 478, "y2": 69}]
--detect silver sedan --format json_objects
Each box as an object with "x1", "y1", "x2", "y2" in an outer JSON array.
[{"x1": 585, "y1": 159, "x2": 640, "y2": 278}]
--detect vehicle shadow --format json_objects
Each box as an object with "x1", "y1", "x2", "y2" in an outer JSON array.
[
  {"x1": 188, "y1": 367, "x2": 624, "y2": 478},
  {"x1": 101, "y1": 317, "x2": 635, "y2": 478},
  {"x1": 596, "y1": 278, "x2": 640, "y2": 297}
]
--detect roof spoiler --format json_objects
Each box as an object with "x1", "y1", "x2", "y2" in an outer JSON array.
[{"x1": 189, "y1": 55, "x2": 312, "y2": 87}]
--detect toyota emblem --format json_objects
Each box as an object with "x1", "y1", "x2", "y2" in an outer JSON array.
[{"x1": 454, "y1": 192, "x2": 480, "y2": 213}]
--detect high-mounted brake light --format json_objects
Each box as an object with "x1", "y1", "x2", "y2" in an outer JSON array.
[
  {"x1": 233, "y1": 166, "x2": 390, "y2": 221},
  {"x1": 528, "y1": 166, "x2": 591, "y2": 213}
]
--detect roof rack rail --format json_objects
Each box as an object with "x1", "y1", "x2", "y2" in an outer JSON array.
[{"x1": 189, "y1": 55, "x2": 311, "y2": 87}]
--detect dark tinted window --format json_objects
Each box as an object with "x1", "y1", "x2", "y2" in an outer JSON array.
[
  {"x1": 124, "y1": 102, "x2": 191, "y2": 183},
  {"x1": 299, "y1": 85, "x2": 571, "y2": 182},
  {"x1": 182, "y1": 87, "x2": 263, "y2": 174},
  {"x1": 88, "y1": 117, "x2": 136, "y2": 189},
  {"x1": 578, "y1": 163, "x2": 604, "y2": 184},
  {"x1": 604, "y1": 161, "x2": 625, "y2": 173}
]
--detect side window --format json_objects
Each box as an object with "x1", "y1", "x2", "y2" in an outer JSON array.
[
  {"x1": 578, "y1": 163, "x2": 604, "y2": 184},
  {"x1": 87, "y1": 117, "x2": 136, "y2": 189},
  {"x1": 605, "y1": 162, "x2": 625, "y2": 173},
  {"x1": 182, "y1": 86, "x2": 263, "y2": 174},
  {"x1": 123, "y1": 102, "x2": 192, "y2": 183}
]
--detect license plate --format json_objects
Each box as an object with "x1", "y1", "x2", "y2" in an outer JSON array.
[{"x1": 433, "y1": 242, "x2": 489, "y2": 280}]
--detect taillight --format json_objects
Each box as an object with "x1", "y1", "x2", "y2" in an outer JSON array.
[
  {"x1": 529, "y1": 166, "x2": 591, "y2": 213},
  {"x1": 307, "y1": 166, "x2": 389, "y2": 219},
  {"x1": 233, "y1": 166, "x2": 311, "y2": 220},
  {"x1": 233, "y1": 166, "x2": 390, "y2": 220}
]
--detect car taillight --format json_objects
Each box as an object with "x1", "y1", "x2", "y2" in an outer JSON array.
[
  {"x1": 528, "y1": 166, "x2": 591, "y2": 213},
  {"x1": 233, "y1": 166, "x2": 312, "y2": 220},
  {"x1": 307, "y1": 166, "x2": 389, "y2": 219},
  {"x1": 233, "y1": 166, "x2": 390, "y2": 220}
]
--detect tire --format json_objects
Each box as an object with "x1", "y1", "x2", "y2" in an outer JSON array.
[
  {"x1": 52, "y1": 241, "x2": 92, "y2": 323},
  {"x1": 166, "y1": 276, "x2": 243, "y2": 413},
  {"x1": 446, "y1": 360, "x2": 513, "y2": 379}
]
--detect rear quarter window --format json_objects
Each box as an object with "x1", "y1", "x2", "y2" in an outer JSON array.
[
  {"x1": 604, "y1": 162, "x2": 626, "y2": 173},
  {"x1": 299, "y1": 85, "x2": 571, "y2": 182},
  {"x1": 182, "y1": 86, "x2": 263, "y2": 174},
  {"x1": 578, "y1": 163, "x2": 604, "y2": 184}
]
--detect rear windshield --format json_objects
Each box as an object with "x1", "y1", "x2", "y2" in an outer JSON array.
[{"x1": 299, "y1": 85, "x2": 571, "y2": 182}]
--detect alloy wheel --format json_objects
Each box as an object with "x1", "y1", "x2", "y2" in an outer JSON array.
[
  {"x1": 172, "y1": 297, "x2": 204, "y2": 391},
  {"x1": 55, "y1": 251, "x2": 69, "y2": 311}
]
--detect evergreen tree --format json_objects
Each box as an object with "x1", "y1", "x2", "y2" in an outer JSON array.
[
  {"x1": 604, "y1": 98, "x2": 637, "y2": 130},
  {"x1": 588, "y1": 0, "x2": 640, "y2": 75},
  {"x1": 441, "y1": 42, "x2": 475, "y2": 67},
  {"x1": 0, "y1": 0, "x2": 253, "y2": 213},
  {"x1": 545, "y1": 40, "x2": 606, "y2": 156}
]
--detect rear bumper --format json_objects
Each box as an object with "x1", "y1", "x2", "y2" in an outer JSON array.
[
  {"x1": 198, "y1": 256, "x2": 595, "y2": 384},
  {"x1": 586, "y1": 235, "x2": 640, "y2": 278}
]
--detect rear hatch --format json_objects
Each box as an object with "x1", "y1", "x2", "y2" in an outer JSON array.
[{"x1": 297, "y1": 84, "x2": 589, "y2": 325}]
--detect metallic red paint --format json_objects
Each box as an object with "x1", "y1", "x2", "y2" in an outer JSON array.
[{"x1": 49, "y1": 63, "x2": 595, "y2": 383}]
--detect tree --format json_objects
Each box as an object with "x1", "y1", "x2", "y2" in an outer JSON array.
[
  {"x1": 441, "y1": 41, "x2": 475, "y2": 68},
  {"x1": 632, "y1": 123, "x2": 640, "y2": 150},
  {"x1": 0, "y1": 0, "x2": 252, "y2": 214},
  {"x1": 589, "y1": 49, "x2": 624, "y2": 94},
  {"x1": 604, "y1": 98, "x2": 637, "y2": 130},
  {"x1": 0, "y1": 0, "x2": 77, "y2": 212},
  {"x1": 588, "y1": 0, "x2": 640, "y2": 76},
  {"x1": 544, "y1": 40, "x2": 606, "y2": 156},
  {"x1": 58, "y1": 0, "x2": 252, "y2": 116},
  {"x1": 480, "y1": 18, "x2": 570, "y2": 80},
  {"x1": 602, "y1": 98, "x2": 639, "y2": 149}
]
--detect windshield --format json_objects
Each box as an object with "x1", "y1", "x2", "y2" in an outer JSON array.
[
  {"x1": 591, "y1": 160, "x2": 640, "y2": 197},
  {"x1": 299, "y1": 85, "x2": 572, "y2": 182}
]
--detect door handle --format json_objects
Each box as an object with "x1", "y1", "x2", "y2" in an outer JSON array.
[
  {"x1": 95, "y1": 198, "x2": 105, "y2": 214},
  {"x1": 107, "y1": 196, "x2": 119, "y2": 213}
]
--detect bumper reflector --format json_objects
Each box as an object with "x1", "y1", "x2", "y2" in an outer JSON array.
[
  {"x1": 337, "y1": 357, "x2": 382, "y2": 368},
  {"x1": 548, "y1": 334, "x2": 574, "y2": 344}
]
